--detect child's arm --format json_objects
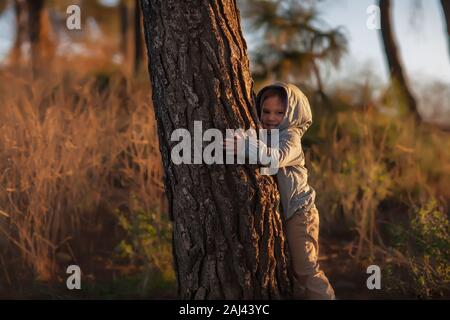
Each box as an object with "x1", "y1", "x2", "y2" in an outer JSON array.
[
  {"x1": 246, "y1": 129, "x2": 302, "y2": 168},
  {"x1": 224, "y1": 129, "x2": 302, "y2": 168}
]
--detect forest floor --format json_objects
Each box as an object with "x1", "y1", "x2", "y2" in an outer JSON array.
[
  {"x1": 0, "y1": 238, "x2": 396, "y2": 300},
  {"x1": 0, "y1": 209, "x2": 406, "y2": 300},
  {"x1": 319, "y1": 237, "x2": 386, "y2": 300}
]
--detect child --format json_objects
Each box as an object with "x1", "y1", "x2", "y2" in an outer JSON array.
[{"x1": 225, "y1": 83, "x2": 335, "y2": 300}]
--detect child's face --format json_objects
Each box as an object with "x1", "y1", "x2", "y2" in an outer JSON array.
[{"x1": 260, "y1": 96, "x2": 286, "y2": 129}]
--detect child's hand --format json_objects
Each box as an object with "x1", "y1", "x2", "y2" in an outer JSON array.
[
  {"x1": 223, "y1": 131, "x2": 246, "y2": 157},
  {"x1": 223, "y1": 137, "x2": 236, "y2": 155}
]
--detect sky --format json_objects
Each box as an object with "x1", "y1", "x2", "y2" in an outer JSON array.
[
  {"x1": 314, "y1": 0, "x2": 450, "y2": 85},
  {"x1": 0, "y1": 5, "x2": 14, "y2": 62},
  {"x1": 1, "y1": 0, "x2": 449, "y2": 86}
]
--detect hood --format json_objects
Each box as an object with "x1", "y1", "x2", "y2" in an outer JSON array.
[{"x1": 255, "y1": 82, "x2": 312, "y2": 135}]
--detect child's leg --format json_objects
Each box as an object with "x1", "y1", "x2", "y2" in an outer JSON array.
[{"x1": 286, "y1": 206, "x2": 335, "y2": 300}]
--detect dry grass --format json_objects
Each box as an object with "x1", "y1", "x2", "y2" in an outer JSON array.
[
  {"x1": 0, "y1": 56, "x2": 448, "y2": 298},
  {"x1": 0, "y1": 61, "x2": 167, "y2": 284},
  {"x1": 306, "y1": 88, "x2": 450, "y2": 297}
]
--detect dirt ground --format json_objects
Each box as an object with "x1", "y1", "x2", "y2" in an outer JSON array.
[{"x1": 319, "y1": 237, "x2": 395, "y2": 300}]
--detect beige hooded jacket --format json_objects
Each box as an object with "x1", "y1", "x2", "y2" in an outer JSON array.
[{"x1": 252, "y1": 82, "x2": 316, "y2": 221}]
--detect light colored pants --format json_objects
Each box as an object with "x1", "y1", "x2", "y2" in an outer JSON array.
[{"x1": 286, "y1": 205, "x2": 335, "y2": 300}]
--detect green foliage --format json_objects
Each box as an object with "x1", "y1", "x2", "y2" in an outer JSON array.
[
  {"x1": 408, "y1": 200, "x2": 450, "y2": 297},
  {"x1": 82, "y1": 272, "x2": 176, "y2": 299},
  {"x1": 114, "y1": 194, "x2": 174, "y2": 286},
  {"x1": 412, "y1": 199, "x2": 449, "y2": 257},
  {"x1": 385, "y1": 199, "x2": 450, "y2": 298}
]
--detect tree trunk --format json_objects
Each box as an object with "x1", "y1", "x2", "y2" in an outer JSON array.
[
  {"x1": 27, "y1": 0, "x2": 44, "y2": 74},
  {"x1": 120, "y1": 0, "x2": 144, "y2": 75},
  {"x1": 379, "y1": 0, "x2": 420, "y2": 121},
  {"x1": 26, "y1": 0, "x2": 54, "y2": 75},
  {"x1": 10, "y1": 0, "x2": 27, "y2": 64},
  {"x1": 140, "y1": 0, "x2": 293, "y2": 299},
  {"x1": 119, "y1": 0, "x2": 132, "y2": 73},
  {"x1": 441, "y1": 0, "x2": 450, "y2": 57},
  {"x1": 133, "y1": 0, "x2": 144, "y2": 74},
  {"x1": 119, "y1": 1, "x2": 128, "y2": 55}
]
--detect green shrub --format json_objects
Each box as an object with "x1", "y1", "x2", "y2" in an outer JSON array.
[
  {"x1": 385, "y1": 199, "x2": 450, "y2": 298},
  {"x1": 115, "y1": 194, "x2": 175, "y2": 290}
]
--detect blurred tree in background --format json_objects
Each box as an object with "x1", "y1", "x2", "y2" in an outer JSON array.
[
  {"x1": 379, "y1": 0, "x2": 420, "y2": 121},
  {"x1": 26, "y1": 0, "x2": 55, "y2": 75},
  {"x1": 239, "y1": 0, "x2": 348, "y2": 97},
  {"x1": 0, "y1": 0, "x2": 448, "y2": 299},
  {"x1": 441, "y1": 0, "x2": 450, "y2": 59},
  {"x1": 119, "y1": 0, "x2": 144, "y2": 75},
  {"x1": 3, "y1": 0, "x2": 144, "y2": 75},
  {"x1": 2, "y1": 0, "x2": 55, "y2": 73},
  {"x1": 10, "y1": 0, "x2": 27, "y2": 65}
]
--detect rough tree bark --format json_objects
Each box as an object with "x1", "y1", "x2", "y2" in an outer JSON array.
[
  {"x1": 379, "y1": 0, "x2": 420, "y2": 121},
  {"x1": 441, "y1": 0, "x2": 450, "y2": 58},
  {"x1": 140, "y1": 0, "x2": 293, "y2": 299}
]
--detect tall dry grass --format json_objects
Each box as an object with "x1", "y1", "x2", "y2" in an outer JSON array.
[
  {"x1": 0, "y1": 57, "x2": 448, "y2": 297},
  {"x1": 309, "y1": 91, "x2": 450, "y2": 246},
  {"x1": 0, "y1": 62, "x2": 167, "y2": 283}
]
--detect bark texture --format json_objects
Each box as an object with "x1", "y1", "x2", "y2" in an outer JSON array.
[{"x1": 140, "y1": 0, "x2": 293, "y2": 299}]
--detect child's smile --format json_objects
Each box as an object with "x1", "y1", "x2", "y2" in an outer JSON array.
[{"x1": 260, "y1": 95, "x2": 286, "y2": 129}]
